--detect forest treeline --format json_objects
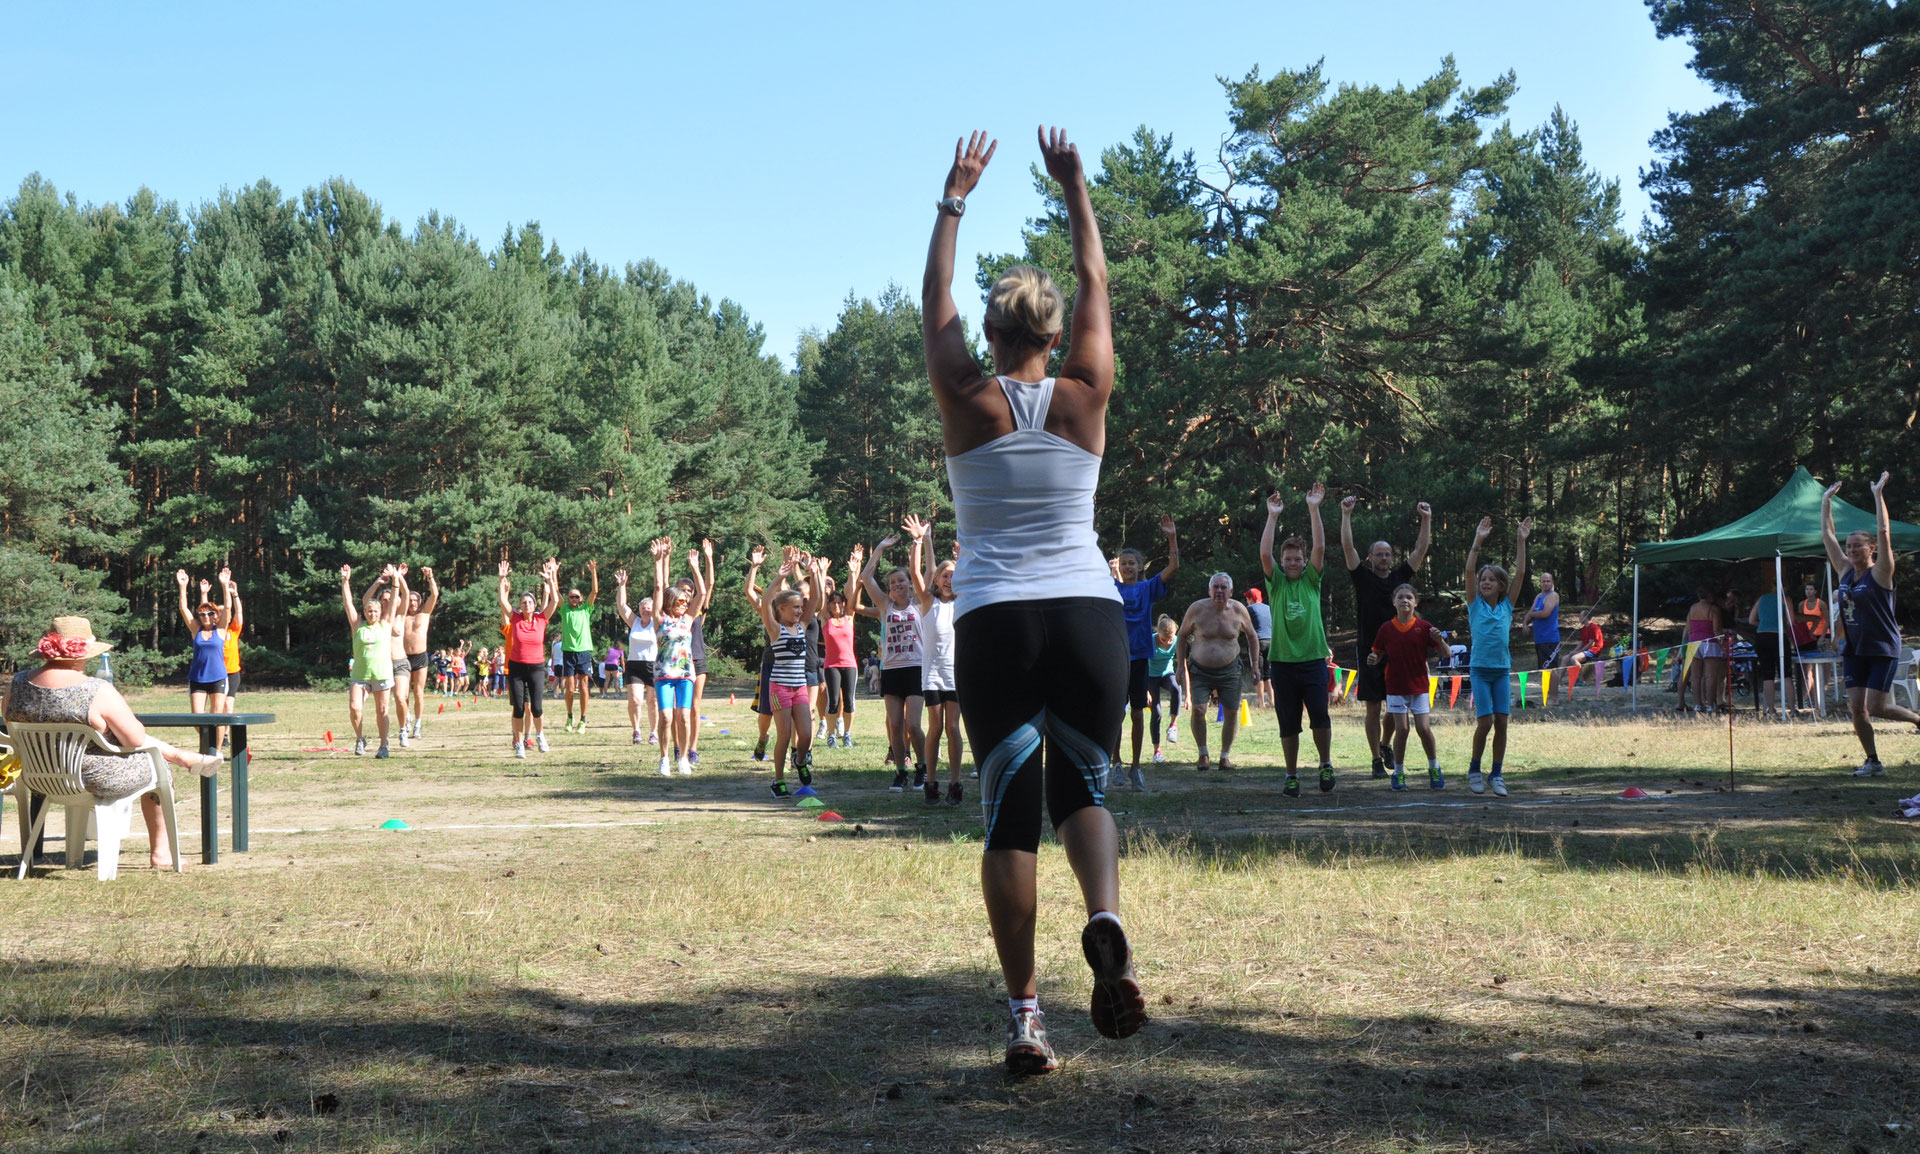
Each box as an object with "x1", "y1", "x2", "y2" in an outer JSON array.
[{"x1": 2, "y1": 0, "x2": 1914, "y2": 678}]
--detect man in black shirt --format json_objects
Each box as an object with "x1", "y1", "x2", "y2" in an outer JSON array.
[{"x1": 1341, "y1": 495, "x2": 1433, "y2": 777}]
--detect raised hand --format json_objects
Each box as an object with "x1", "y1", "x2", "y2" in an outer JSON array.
[
  {"x1": 944, "y1": 131, "x2": 997, "y2": 200},
  {"x1": 397, "y1": 563, "x2": 409, "y2": 577},
  {"x1": 339, "y1": 565, "x2": 353, "y2": 582},
  {"x1": 1872, "y1": 471, "x2": 1890, "y2": 497},
  {"x1": 701, "y1": 538, "x2": 714, "y2": 558},
  {"x1": 1265, "y1": 492, "x2": 1284, "y2": 516},
  {"x1": 849, "y1": 544, "x2": 865, "y2": 569},
  {"x1": 1340, "y1": 495, "x2": 1357, "y2": 513},
  {"x1": 176, "y1": 569, "x2": 190, "y2": 588},
  {"x1": 902, "y1": 513, "x2": 929, "y2": 540},
  {"x1": 1305, "y1": 483, "x2": 1326, "y2": 508},
  {"x1": 198, "y1": 579, "x2": 212, "y2": 598},
  {"x1": 951, "y1": 541, "x2": 959, "y2": 560},
  {"x1": 1037, "y1": 126, "x2": 1082, "y2": 189},
  {"x1": 420, "y1": 566, "x2": 433, "y2": 581},
  {"x1": 1823, "y1": 481, "x2": 1843, "y2": 501},
  {"x1": 748, "y1": 545, "x2": 766, "y2": 566},
  {"x1": 614, "y1": 568, "x2": 629, "y2": 587},
  {"x1": 1517, "y1": 517, "x2": 1534, "y2": 541},
  {"x1": 687, "y1": 549, "x2": 701, "y2": 573},
  {"x1": 586, "y1": 559, "x2": 597, "y2": 575},
  {"x1": 218, "y1": 566, "x2": 232, "y2": 586},
  {"x1": 381, "y1": 564, "x2": 398, "y2": 581},
  {"x1": 877, "y1": 533, "x2": 899, "y2": 551},
  {"x1": 1159, "y1": 513, "x2": 1176, "y2": 536},
  {"x1": 1474, "y1": 517, "x2": 1493, "y2": 541},
  {"x1": 1417, "y1": 501, "x2": 1432, "y2": 518},
  {"x1": 497, "y1": 559, "x2": 511, "y2": 578}
]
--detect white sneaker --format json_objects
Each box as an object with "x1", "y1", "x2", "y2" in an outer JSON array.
[
  {"x1": 514, "y1": 739, "x2": 527, "y2": 759},
  {"x1": 658, "y1": 756, "x2": 673, "y2": 777},
  {"x1": 411, "y1": 720, "x2": 422, "y2": 738},
  {"x1": 1129, "y1": 765, "x2": 1147, "y2": 792},
  {"x1": 677, "y1": 756, "x2": 693, "y2": 776},
  {"x1": 1152, "y1": 750, "x2": 1166, "y2": 764},
  {"x1": 354, "y1": 737, "x2": 367, "y2": 757},
  {"x1": 536, "y1": 734, "x2": 550, "y2": 753},
  {"x1": 1853, "y1": 759, "x2": 1886, "y2": 777},
  {"x1": 397, "y1": 730, "x2": 410, "y2": 749},
  {"x1": 1489, "y1": 772, "x2": 1508, "y2": 798},
  {"x1": 632, "y1": 729, "x2": 643, "y2": 745},
  {"x1": 1467, "y1": 768, "x2": 1486, "y2": 794},
  {"x1": 1166, "y1": 729, "x2": 1179, "y2": 745}
]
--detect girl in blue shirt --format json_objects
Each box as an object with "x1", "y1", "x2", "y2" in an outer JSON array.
[{"x1": 1460, "y1": 516, "x2": 1531, "y2": 797}]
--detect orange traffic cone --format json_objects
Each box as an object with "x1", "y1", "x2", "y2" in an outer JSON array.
[
  {"x1": 324, "y1": 730, "x2": 333, "y2": 745},
  {"x1": 730, "y1": 692, "x2": 737, "y2": 705},
  {"x1": 438, "y1": 703, "x2": 445, "y2": 713},
  {"x1": 455, "y1": 700, "x2": 463, "y2": 709}
]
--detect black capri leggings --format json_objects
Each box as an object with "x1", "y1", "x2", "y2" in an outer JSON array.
[
  {"x1": 823, "y1": 666, "x2": 857, "y2": 714},
  {"x1": 1146, "y1": 672, "x2": 1181, "y2": 746},
  {"x1": 1271, "y1": 658, "x2": 1330, "y2": 739},
  {"x1": 507, "y1": 660, "x2": 545, "y2": 719},
  {"x1": 955, "y1": 597, "x2": 1127, "y2": 854}
]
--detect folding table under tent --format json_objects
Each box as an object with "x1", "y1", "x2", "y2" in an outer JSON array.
[{"x1": 1627, "y1": 467, "x2": 1920, "y2": 710}]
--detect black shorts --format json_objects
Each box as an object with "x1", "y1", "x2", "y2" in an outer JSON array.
[
  {"x1": 1272, "y1": 659, "x2": 1331, "y2": 739},
  {"x1": 880, "y1": 665, "x2": 924, "y2": 699},
  {"x1": 822, "y1": 666, "x2": 857, "y2": 714},
  {"x1": 223, "y1": 672, "x2": 242, "y2": 697},
  {"x1": 189, "y1": 677, "x2": 228, "y2": 696},
  {"x1": 625, "y1": 659, "x2": 655, "y2": 686},
  {"x1": 1354, "y1": 645, "x2": 1388, "y2": 703},
  {"x1": 955, "y1": 597, "x2": 1126, "y2": 854},
  {"x1": 1534, "y1": 642, "x2": 1560, "y2": 669},
  {"x1": 922, "y1": 687, "x2": 957, "y2": 707},
  {"x1": 1255, "y1": 647, "x2": 1272, "y2": 681},
  {"x1": 692, "y1": 658, "x2": 709, "y2": 678},
  {"x1": 408, "y1": 651, "x2": 429, "y2": 672},
  {"x1": 1126, "y1": 657, "x2": 1150, "y2": 709}
]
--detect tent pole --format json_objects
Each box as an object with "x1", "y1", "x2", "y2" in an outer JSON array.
[
  {"x1": 1631, "y1": 565, "x2": 1640, "y2": 712},
  {"x1": 1775, "y1": 555, "x2": 1786, "y2": 719}
]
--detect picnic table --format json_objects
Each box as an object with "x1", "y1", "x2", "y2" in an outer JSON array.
[{"x1": 134, "y1": 712, "x2": 275, "y2": 864}]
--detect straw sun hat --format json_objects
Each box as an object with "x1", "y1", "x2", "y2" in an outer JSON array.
[{"x1": 39, "y1": 616, "x2": 115, "y2": 660}]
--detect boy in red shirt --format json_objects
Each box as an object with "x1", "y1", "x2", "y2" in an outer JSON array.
[
  {"x1": 1367, "y1": 584, "x2": 1453, "y2": 791},
  {"x1": 1567, "y1": 610, "x2": 1606, "y2": 667}
]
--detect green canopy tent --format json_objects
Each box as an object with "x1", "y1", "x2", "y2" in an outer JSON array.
[{"x1": 1626, "y1": 467, "x2": 1920, "y2": 709}]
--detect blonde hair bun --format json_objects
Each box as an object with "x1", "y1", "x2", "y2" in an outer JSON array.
[{"x1": 984, "y1": 264, "x2": 1065, "y2": 350}]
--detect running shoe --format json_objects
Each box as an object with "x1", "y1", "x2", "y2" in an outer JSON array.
[
  {"x1": 658, "y1": 756, "x2": 672, "y2": 776},
  {"x1": 688, "y1": 751, "x2": 700, "y2": 767},
  {"x1": 514, "y1": 739, "x2": 526, "y2": 760},
  {"x1": 1467, "y1": 768, "x2": 1486, "y2": 794},
  {"x1": 1371, "y1": 759, "x2": 1387, "y2": 779},
  {"x1": 889, "y1": 768, "x2": 908, "y2": 792},
  {"x1": 535, "y1": 734, "x2": 549, "y2": 754},
  {"x1": 647, "y1": 733, "x2": 658, "y2": 745},
  {"x1": 1489, "y1": 771, "x2": 1508, "y2": 797},
  {"x1": 354, "y1": 737, "x2": 367, "y2": 757},
  {"x1": 1005, "y1": 1008, "x2": 1058, "y2": 1076},
  {"x1": 1853, "y1": 759, "x2": 1886, "y2": 778},
  {"x1": 769, "y1": 779, "x2": 790, "y2": 798},
  {"x1": 632, "y1": 729, "x2": 643, "y2": 745},
  {"x1": 1318, "y1": 765, "x2": 1335, "y2": 793},
  {"x1": 1129, "y1": 765, "x2": 1147, "y2": 792},
  {"x1": 1429, "y1": 765, "x2": 1446, "y2": 790},
  {"x1": 412, "y1": 720, "x2": 423, "y2": 738},
  {"x1": 1152, "y1": 749, "x2": 1166, "y2": 764},
  {"x1": 913, "y1": 763, "x2": 928, "y2": 788},
  {"x1": 752, "y1": 738, "x2": 767, "y2": 761},
  {"x1": 924, "y1": 779, "x2": 941, "y2": 806},
  {"x1": 795, "y1": 750, "x2": 813, "y2": 786},
  {"x1": 1282, "y1": 774, "x2": 1300, "y2": 798},
  {"x1": 947, "y1": 780, "x2": 963, "y2": 806},
  {"x1": 1165, "y1": 728, "x2": 1178, "y2": 745},
  {"x1": 677, "y1": 756, "x2": 693, "y2": 776},
  {"x1": 844, "y1": 733, "x2": 855, "y2": 749},
  {"x1": 397, "y1": 730, "x2": 410, "y2": 749},
  {"x1": 1390, "y1": 768, "x2": 1408, "y2": 791},
  {"x1": 374, "y1": 744, "x2": 390, "y2": 759},
  {"x1": 1081, "y1": 916, "x2": 1147, "y2": 1039},
  {"x1": 1379, "y1": 741, "x2": 1396, "y2": 768}
]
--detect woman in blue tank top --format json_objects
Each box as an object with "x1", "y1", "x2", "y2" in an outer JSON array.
[
  {"x1": 922, "y1": 127, "x2": 1144, "y2": 1075},
  {"x1": 174, "y1": 568, "x2": 232, "y2": 718},
  {"x1": 1821, "y1": 472, "x2": 1920, "y2": 776}
]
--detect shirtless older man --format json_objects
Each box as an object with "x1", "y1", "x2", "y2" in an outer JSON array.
[
  {"x1": 396, "y1": 565, "x2": 438, "y2": 743},
  {"x1": 1175, "y1": 572, "x2": 1262, "y2": 772}
]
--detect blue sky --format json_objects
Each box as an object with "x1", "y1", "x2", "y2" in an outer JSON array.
[{"x1": 5, "y1": 1, "x2": 1716, "y2": 367}]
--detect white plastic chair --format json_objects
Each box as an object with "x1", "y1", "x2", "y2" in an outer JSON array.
[
  {"x1": 10, "y1": 722, "x2": 180, "y2": 880},
  {"x1": 1893, "y1": 648, "x2": 1920, "y2": 711}
]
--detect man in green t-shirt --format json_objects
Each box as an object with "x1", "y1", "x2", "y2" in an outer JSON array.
[
  {"x1": 340, "y1": 564, "x2": 397, "y2": 758},
  {"x1": 1260, "y1": 483, "x2": 1334, "y2": 797},
  {"x1": 557, "y1": 560, "x2": 600, "y2": 734}
]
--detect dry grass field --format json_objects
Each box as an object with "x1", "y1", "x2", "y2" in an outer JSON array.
[{"x1": 2, "y1": 683, "x2": 1917, "y2": 1153}]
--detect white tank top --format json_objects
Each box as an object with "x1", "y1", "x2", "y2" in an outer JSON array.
[
  {"x1": 946, "y1": 377, "x2": 1119, "y2": 619},
  {"x1": 919, "y1": 598, "x2": 957, "y2": 691},
  {"x1": 626, "y1": 613, "x2": 658, "y2": 662},
  {"x1": 881, "y1": 600, "x2": 923, "y2": 669}
]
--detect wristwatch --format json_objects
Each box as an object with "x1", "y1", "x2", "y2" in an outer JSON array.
[{"x1": 936, "y1": 196, "x2": 966, "y2": 217}]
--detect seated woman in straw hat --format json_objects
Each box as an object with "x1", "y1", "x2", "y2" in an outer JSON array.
[{"x1": 4, "y1": 616, "x2": 220, "y2": 870}]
